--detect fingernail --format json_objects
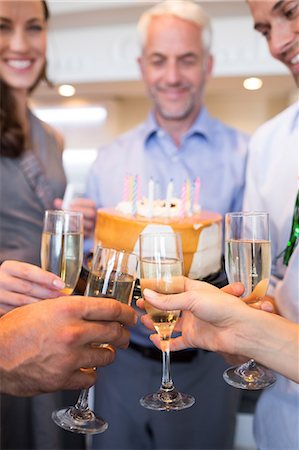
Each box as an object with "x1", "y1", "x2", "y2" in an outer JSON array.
[
  {"x1": 134, "y1": 314, "x2": 138, "y2": 325},
  {"x1": 143, "y1": 288, "x2": 156, "y2": 298},
  {"x1": 53, "y1": 279, "x2": 65, "y2": 289}
]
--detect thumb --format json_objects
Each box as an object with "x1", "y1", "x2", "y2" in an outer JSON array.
[
  {"x1": 143, "y1": 288, "x2": 187, "y2": 311},
  {"x1": 221, "y1": 282, "x2": 244, "y2": 297}
]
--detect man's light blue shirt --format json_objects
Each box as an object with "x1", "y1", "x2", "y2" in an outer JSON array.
[{"x1": 86, "y1": 107, "x2": 249, "y2": 345}]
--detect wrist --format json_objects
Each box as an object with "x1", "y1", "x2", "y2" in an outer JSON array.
[
  {"x1": 232, "y1": 308, "x2": 299, "y2": 382},
  {"x1": 233, "y1": 307, "x2": 264, "y2": 359}
]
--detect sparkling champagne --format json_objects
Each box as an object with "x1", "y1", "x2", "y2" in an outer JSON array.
[
  {"x1": 85, "y1": 270, "x2": 135, "y2": 305},
  {"x1": 41, "y1": 231, "x2": 83, "y2": 294},
  {"x1": 225, "y1": 239, "x2": 271, "y2": 305},
  {"x1": 140, "y1": 258, "x2": 184, "y2": 339}
]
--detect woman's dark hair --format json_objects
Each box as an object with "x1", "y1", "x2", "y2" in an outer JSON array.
[
  {"x1": 42, "y1": 1, "x2": 49, "y2": 21},
  {"x1": 0, "y1": 1, "x2": 50, "y2": 158}
]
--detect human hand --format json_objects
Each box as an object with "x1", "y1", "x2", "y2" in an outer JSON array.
[
  {"x1": 137, "y1": 278, "x2": 244, "y2": 331},
  {"x1": 139, "y1": 278, "x2": 247, "y2": 354},
  {"x1": 0, "y1": 260, "x2": 66, "y2": 316},
  {"x1": 54, "y1": 197, "x2": 96, "y2": 238},
  {"x1": 0, "y1": 296, "x2": 137, "y2": 396}
]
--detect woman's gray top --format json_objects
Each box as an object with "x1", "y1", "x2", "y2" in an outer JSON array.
[{"x1": 0, "y1": 111, "x2": 66, "y2": 265}]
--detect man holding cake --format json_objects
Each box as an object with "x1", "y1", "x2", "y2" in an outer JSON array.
[{"x1": 86, "y1": 1, "x2": 248, "y2": 449}]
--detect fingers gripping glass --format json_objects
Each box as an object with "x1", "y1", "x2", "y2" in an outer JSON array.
[
  {"x1": 223, "y1": 212, "x2": 276, "y2": 390},
  {"x1": 139, "y1": 232, "x2": 195, "y2": 410},
  {"x1": 52, "y1": 246, "x2": 138, "y2": 434}
]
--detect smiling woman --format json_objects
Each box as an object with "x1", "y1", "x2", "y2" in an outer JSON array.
[
  {"x1": 0, "y1": 1, "x2": 83, "y2": 450},
  {"x1": 0, "y1": 0, "x2": 66, "y2": 264},
  {"x1": 0, "y1": 0, "x2": 48, "y2": 156}
]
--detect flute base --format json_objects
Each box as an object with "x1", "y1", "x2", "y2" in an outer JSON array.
[
  {"x1": 140, "y1": 387, "x2": 195, "y2": 411},
  {"x1": 223, "y1": 359, "x2": 276, "y2": 390},
  {"x1": 52, "y1": 406, "x2": 108, "y2": 434}
]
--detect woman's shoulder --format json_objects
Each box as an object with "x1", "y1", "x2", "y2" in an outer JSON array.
[{"x1": 30, "y1": 111, "x2": 64, "y2": 151}]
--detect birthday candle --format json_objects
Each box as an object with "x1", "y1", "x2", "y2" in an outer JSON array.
[
  {"x1": 165, "y1": 179, "x2": 173, "y2": 217},
  {"x1": 186, "y1": 178, "x2": 191, "y2": 215},
  {"x1": 194, "y1": 177, "x2": 201, "y2": 207},
  {"x1": 132, "y1": 175, "x2": 138, "y2": 215},
  {"x1": 148, "y1": 178, "x2": 154, "y2": 218},
  {"x1": 190, "y1": 180, "x2": 195, "y2": 215}
]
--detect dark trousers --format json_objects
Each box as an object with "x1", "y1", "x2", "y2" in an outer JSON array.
[
  {"x1": 92, "y1": 347, "x2": 241, "y2": 450},
  {"x1": 0, "y1": 391, "x2": 85, "y2": 450}
]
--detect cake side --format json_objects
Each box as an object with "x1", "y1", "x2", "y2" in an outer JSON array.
[{"x1": 95, "y1": 208, "x2": 222, "y2": 279}]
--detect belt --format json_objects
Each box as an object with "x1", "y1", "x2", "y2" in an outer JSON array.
[{"x1": 129, "y1": 342, "x2": 198, "y2": 363}]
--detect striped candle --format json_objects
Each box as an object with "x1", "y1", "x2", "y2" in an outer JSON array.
[
  {"x1": 128, "y1": 175, "x2": 133, "y2": 202},
  {"x1": 186, "y1": 178, "x2": 191, "y2": 215},
  {"x1": 165, "y1": 179, "x2": 173, "y2": 217},
  {"x1": 131, "y1": 175, "x2": 138, "y2": 215},
  {"x1": 190, "y1": 180, "x2": 195, "y2": 215}
]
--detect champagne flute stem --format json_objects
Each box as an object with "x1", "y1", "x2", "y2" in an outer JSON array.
[
  {"x1": 161, "y1": 342, "x2": 174, "y2": 390},
  {"x1": 75, "y1": 388, "x2": 90, "y2": 412}
]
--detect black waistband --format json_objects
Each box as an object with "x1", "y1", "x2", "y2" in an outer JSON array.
[{"x1": 129, "y1": 341, "x2": 198, "y2": 363}]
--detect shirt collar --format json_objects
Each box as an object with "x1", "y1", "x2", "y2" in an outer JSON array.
[
  {"x1": 184, "y1": 107, "x2": 213, "y2": 141},
  {"x1": 143, "y1": 107, "x2": 213, "y2": 146}
]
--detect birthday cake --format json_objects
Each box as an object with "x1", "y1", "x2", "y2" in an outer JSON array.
[{"x1": 95, "y1": 197, "x2": 222, "y2": 280}]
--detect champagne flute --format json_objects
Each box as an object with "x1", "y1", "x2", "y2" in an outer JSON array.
[
  {"x1": 41, "y1": 210, "x2": 83, "y2": 294},
  {"x1": 139, "y1": 232, "x2": 195, "y2": 411},
  {"x1": 52, "y1": 245, "x2": 138, "y2": 434},
  {"x1": 223, "y1": 211, "x2": 276, "y2": 390}
]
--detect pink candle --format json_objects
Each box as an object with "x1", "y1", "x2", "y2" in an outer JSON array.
[
  {"x1": 186, "y1": 178, "x2": 191, "y2": 215},
  {"x1": 132, "y1": 175, "x2": 138, "y2": 215},
  {"x1": 128, "y1": 175, "x2": 133, "y2": 202},
  {"x1": 193, "y1": 177, "x2": 201, "y2": 206},
  {"x1": 190, "y1": 181, "x2": 195, "y2": 215}
]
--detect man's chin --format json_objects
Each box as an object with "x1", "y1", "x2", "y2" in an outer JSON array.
[{"x1": 156, "y1": 106, "x2": 194, "y2": 121}]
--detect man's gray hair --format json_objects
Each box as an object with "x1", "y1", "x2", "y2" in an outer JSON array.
[{"x1": 137, "y1": 0, "x2": 212, "y2": 53}]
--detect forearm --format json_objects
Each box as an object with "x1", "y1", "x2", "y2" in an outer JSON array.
[{"x1": 235, "y1": 309, "x2": 299, "y2": 383}]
